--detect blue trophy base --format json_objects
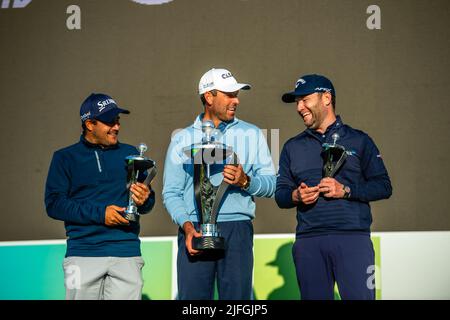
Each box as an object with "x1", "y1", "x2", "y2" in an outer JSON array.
[
  {"x1": 192, "y1": 236, "x2": 225, "y2": 250},
  {"x1": 122, "y1": 211, "x2": 140, "y2": 222}
]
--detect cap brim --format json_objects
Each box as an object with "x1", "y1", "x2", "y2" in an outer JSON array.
[
  {"x1": 281, "y1": 92, "x2": 297, "y2": 103},
  {"x1": 237, "y1": 83, "x2": 251, "y2": 91},
  {"x1": 281, "y1": 89, "x2": 319, "y2": 103},
  {"x1": 95, "y1": 108, "x2": 130, "y2": 123},
  {"x1": 217, "y1": 83, "x2": 251, "y2": 93}
]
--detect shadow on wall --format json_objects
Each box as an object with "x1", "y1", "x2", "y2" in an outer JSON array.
[
  {"x1": 264, "y1": 242, "x2": 300, "y2": 300},
  {"x1": 262, "y1": 242, "x2": 341, "y2": 300}
]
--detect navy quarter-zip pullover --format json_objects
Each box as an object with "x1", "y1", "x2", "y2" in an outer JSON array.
[
  {"x1": 45, "y1": 136, "x2": 155, "y2": 257},
  {"x1": 275, "y1": 116, "x2": 392, "y2": 237}
]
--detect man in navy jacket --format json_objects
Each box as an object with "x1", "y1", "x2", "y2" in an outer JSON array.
[
  {"x1": 45, "y1": 93, "x2": 155, "y2": 299},
  {"x1": 276, "y1": 74, "x2": 392, "y2": 300}
]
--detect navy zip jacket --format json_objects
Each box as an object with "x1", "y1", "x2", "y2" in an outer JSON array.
[
  {"x1": 275, "y1": 116, "x2": 392, "y2": 238},
  {"x1": 45, "y1": 136, "x2": 155, "y2": 257}
]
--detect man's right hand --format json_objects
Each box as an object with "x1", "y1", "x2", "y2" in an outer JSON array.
[
  {"x1": 183, "y1": 221, "x2": 202, "y2": 256},
  {"x1": 292, "y1": 182, "x2": 320, "y2": 205},
  {"x1": 105, "y1": 205, "x2": 130, "y2": 226}
]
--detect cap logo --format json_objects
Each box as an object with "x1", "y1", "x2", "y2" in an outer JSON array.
[
  {"x1": 315, "y1": 87, "x2": 332, "y2": 93},
  {"x1": 97, "y1": 98, "x2": 116, "y2": 112},
  {"x1": 202, "y1": 81, "x2": 214, "y2": 89},
  {"x1": 221, "y1": 72, "x2": 232, "y2": 79},
  {"x1": 80, "y1": 111, "x2": 91, "y2": 121},
  {"x1": 295, "y1": 78, "x2": 306, "y2": 88}
]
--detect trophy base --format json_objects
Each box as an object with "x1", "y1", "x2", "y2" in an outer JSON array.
[
  {"x1": 122, "y1": 212, "x2": 140, "y2": 222},
  {"x1": 192, "y1": 236, "x2": 225, "y2": 250}
]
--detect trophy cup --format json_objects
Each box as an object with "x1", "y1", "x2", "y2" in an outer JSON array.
[
  {"x1": 123, "y1": 143, "x2": 157, "y2": 222},
  {"x1": 183, "y1": 121, "x2": 238, "y2": 250},
  {"x1": 321, "y1": 133, "x2": 347, "y2": 177}
]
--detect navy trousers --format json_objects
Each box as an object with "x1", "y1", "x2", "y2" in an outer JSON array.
[
  {"x1": 292, "y1": 233, "x2": 375, "y2": 300},
  {"x1": 177, "y1": 220, "x2": 254, "y2": 300}
]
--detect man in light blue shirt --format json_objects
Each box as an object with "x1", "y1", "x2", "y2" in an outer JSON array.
[{"x1": 163, "y1": 68, "x2": 276, "y2": 300}]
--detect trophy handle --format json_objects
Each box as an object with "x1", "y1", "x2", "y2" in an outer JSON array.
[
  {"x1": 143, "y1": 166, "x2": 157, "y2": 186},
  {"x1": 209, "y1": 152, "x2": 239, "y2": 224},
  {"x1": 329, "y1": 151, "x2": 347, "y2": 177},
  {"x1": 323, "y1": 147, "x2": 348, "y2": 177}
]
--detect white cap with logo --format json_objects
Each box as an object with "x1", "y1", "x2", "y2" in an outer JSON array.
[{"x1": 198, "y1": 68, "x2": 251, "y2": 95}]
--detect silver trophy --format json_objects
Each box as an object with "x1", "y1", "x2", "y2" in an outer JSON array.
[
  {"x1": 321, "y1": 133, "x2": 347, "y2": 177},
  {"x1": 183, "y1": 121, "x2": 237, "y2": 250},
  {"x1": 123, "y1": 143, "x2": 157, "y2": 222}
]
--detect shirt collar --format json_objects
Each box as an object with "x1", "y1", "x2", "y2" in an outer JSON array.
[
  {"x1": 307, "y1": 115, "x2": 344, "y2": 140},
  {"x1": 194, "y1": 113, "x2": 238, "y2": 132},
  {"x1": 80, "y1": 135, "x2": 119, "y2": 150}
]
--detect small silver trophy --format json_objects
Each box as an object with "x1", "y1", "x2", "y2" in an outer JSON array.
[
  {"x1": 183, "y1": 121, "x2": 237, "y2": 250},
  {"x1": 124, "y1": 143, "x2": 157, "y2": 222},
  {"x1": 321, "y1": 133, "x2": 347, "y2": 177}
]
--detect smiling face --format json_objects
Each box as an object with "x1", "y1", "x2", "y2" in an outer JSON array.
[
  {"x1": 84, "y1": 116, "x2": 120, "y2": 147},
  {"x1": 203, "y1": 90, "x2": 240, "y2": 127},
  {"x1": 295, "y1": 92, "x2": 334, "y2": 133}
]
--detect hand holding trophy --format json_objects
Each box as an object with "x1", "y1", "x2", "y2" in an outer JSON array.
[{"x1": 124, "y1": 143, "x2": 157, "y2": 222}]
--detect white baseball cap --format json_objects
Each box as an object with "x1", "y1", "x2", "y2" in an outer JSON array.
[{"x1": 198, "y1": 68, "x2": 251, "y2": 95}]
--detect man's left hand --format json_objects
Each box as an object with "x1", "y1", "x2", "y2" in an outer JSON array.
[
  {"x1": 130, "y1": 182, "x2": 151, "y2": 206},
  {"x1": 223, "y1": 164, "x2": 247, "y2": 187},
  {"x1": 318, "y1": 177, "x2": 345, "y2": 198}
]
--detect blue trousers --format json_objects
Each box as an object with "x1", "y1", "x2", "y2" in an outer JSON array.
[
  {"x1": 177, "y1": 220, "x2": 254, "y2": 300},
  {"x1": 292, "y1": 233, "x2": 375, "y2": 300}
]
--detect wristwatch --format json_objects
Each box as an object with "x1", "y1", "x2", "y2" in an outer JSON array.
[
  {"x1": 242, "y1": 174, "x2": 251, "y2": 190},
  {"x1": 343, "y1": 185, "x2": 351, "y2": 199}
]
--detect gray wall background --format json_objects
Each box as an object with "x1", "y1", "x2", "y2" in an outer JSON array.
[{"x1": 0, "y1": 0, "x2": 449, "y2": 241}]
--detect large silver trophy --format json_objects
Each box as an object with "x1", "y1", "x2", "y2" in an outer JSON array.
[
  {"x1": 321, "y1": 133, "x2": 347, "y2": 177},
  {"x1": 183, "y1": 121, "x2": 237, "y2": 250},
  {"x1": 123, "y1": 143, "x2": 157, "y2": 222}
]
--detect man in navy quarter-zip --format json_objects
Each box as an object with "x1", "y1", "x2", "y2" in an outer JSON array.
[
  {"x1": 276, "y1": 74, "x2": 392, "y2": 300},
  {"x1": 45, "y1": 93, "x2": 155, "y2": 300}
]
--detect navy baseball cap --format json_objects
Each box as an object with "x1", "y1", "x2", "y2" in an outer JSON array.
[
  {"x1": 281, "y1": 74, "x2": 335, "y2": 103},
  {"x1": 80, "y1": 93, "x2": 130, "y2": 124}
]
